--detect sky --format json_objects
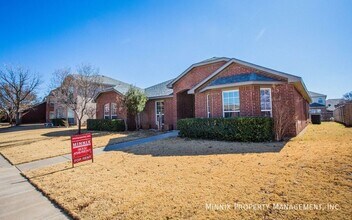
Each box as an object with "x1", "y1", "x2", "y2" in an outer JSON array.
[{"x1": 0, "y1": 0, "x2": 351, "y2": 99}]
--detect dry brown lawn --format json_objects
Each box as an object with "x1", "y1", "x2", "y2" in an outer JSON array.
[
  {"x1": 0, "y1": 124, "x2": 159, "y2": 164},
  {"x1": 25, "y1": 123, "x2": 352, "y2": 219}
]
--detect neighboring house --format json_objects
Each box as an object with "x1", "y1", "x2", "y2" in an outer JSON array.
[
  {"x1": 326, "y1": 99, "x2": 343, "y2": 111},
  {"x1": 95, "y1": 57, "x2": 311, "y2": 137},
  {"x1": 20, "y1": 101, "x2": 47, "y2": 124},
  {"x1": 45, "y1": 75, "x2": 130, "y2": 125},
  {"x1": 308, "y1": 91, "x2": 332, "y2": 120}
]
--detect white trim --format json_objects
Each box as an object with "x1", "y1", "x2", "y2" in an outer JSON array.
[
  {"x1": 155, "y1": 100, "x2": 165, "y2": 125},
  {"x1": 198, "y1": 81, "x2": 283, "y2": 93},
  {"x1": 166, "y1": 57, "x2": 230, "y2": 88},
  {"x1": 148, "y1": 95, "x2": 173, "y2": 100},
  {"x1": 111, "y1": 103, "x2": 117, "y2": 119},
  {"x1": 93, "y1": 87, "x2": 124, "y2": 102},
  {"x1": 222, "y1": 90, "x2": 240, "y2": 118},
  {"x1": 206, "y1": 94, "x2": 210, "y2": 118},
  {"x1": 104, "y1": 103, "x2": 110, "y2": 119},
  {"x1": 260, "y1": 88, "x2": 272, "y2": 117}
]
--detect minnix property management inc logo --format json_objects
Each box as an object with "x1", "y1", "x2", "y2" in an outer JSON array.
[{"x1": 205, "y1": 203, "x2": 340, "y2": 211}]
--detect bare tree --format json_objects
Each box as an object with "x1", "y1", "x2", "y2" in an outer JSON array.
[
  {"x1": 51, "y1": 64, "x2": 102, "y2": 134},
  {"x1": 0, "y1": 66, "x2": 41, "y2": 125},
  {"x1": 272, "y1": 85, "x2": 294, "y2": 141}
]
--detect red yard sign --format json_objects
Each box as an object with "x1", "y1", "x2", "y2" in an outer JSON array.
[{"x1": 71, "y1": 133, "x2": 93, "y2": 167}]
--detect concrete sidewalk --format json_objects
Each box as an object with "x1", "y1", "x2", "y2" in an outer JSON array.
[
  {"x1": 17, "y1": 130, "x2": 179, "y2": 172},
  {"x1": 0, "y1": 155, "x2": 69, "y2": 220}
]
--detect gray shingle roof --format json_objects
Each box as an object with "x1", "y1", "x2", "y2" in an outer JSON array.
[
  {"x1": 98, "y1": 75, "x2": 141, "y2": 95},
  {"x1": 144, "y1": 79, "x2": 174, "y2": 98},
  {"x1": 208, "y1": 73, "x2": 278, "y2": 87}
]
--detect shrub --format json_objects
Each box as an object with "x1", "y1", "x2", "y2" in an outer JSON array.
[
  {"x1": 87, "y1": 119, "x2": 125, "y2": 132},
  {"x1": 51, "y1": 118, "x2": 68, "y2": 127},
  {"x1": 177, "y1": 117, "x2": 273, "y2": 142}
]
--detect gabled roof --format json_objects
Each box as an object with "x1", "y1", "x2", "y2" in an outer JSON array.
[
  {"x1": 309, "y1": 91, "x2": 327, "y2": 98},
  {"x1": 326, "y1": 99, "x2": 343, "y2": 111},
  {"x1": 172, "y1": 57, "x2": 311, "y2": 102},
  {"x1": 166, "y1": 57, "x2": 230, "y2": 88},
  {"x1": 188, "y1": 58, "x2": 302, "y2": 94},
  {"x1": 208, "y1": 73, "x2": 279, "y2": 87},
  {"x1": 144, "y1": 79, "x2": 174, "y2": 99},
  {"x1": 93, "y1": 76, "x2": 174, "y2": 102}
]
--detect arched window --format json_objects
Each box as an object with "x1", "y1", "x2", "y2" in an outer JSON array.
[
  {"x1": 104, "y1": 103, "x2": 110, "y2": 119},
  {"x1": 111, "y1": 103, "x2": 117, "y2": 119}
]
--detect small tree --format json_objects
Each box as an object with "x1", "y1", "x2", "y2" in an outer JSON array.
[
  {"x1": 51, "y1": 65, "x2": 102, "y2": 134},
  {"x1": 272, "y1": 85, "x2": 294, "y2": 141},
  {"x1": 0, "y1": 66, "x2": 41, "y2": 125},
  {"x1": 123, "y1": 86, "x2": 147, "y2": 130}
]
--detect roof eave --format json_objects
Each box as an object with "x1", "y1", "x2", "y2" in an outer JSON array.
[
  {"x1": 193, "y1": 81, "x2": 284, "y2": 94},
  {"x1": 147, "y1": 94, "x2": 173, "y2": 100}
]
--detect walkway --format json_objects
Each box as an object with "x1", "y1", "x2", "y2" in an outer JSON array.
[
  {"x1": 17, "y1": 130, "x2": 179, "y2": 172},
  {"x1": 1, "y1": 130, "x2": 178, "y2": 219},
  {"x1": 0, "y1": 156, "x2": 69, "y2": 219}
]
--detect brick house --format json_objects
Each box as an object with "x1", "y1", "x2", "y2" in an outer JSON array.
[
  {"x1": 94, "y1": 57, "x2": 311, "y2": 137},
  {"x1": 308, "y1": 91, "x2": 332, "y2": 121},
  {"x1": 46, "y1": 75, "x2": 132, "y2": 125}
]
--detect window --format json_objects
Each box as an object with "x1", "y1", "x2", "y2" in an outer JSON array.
[
  {"x1": 67, "y1": 108, "x2": 75, "y2": 118},
  {"x1": 318, "y1": 98, "x2": 323, "y2": 104},
  {"x1": 155, "y1": 101, "x2": 164, "y2": 125},
  {"x1": 206, "y1": 94, "x2": 211, "y2": 118},
  {"x1": 56, "y1": 107, "x2": 63, "y2": 118},
  {"x1": 260, "y1": 88, "x2": 272, "y2": 117},
  {"x1": 310, "y1": 109, "x2": 321, "y2": 114},
  {"x1": 222, "y1": 90, "x2": 240, "y2": 118},
  {"x1": 111, "y1": 103, "x2": 117, "y2": 119},
  {"x1": 49, "y1": 111, "x2": 55, "y2": 119},
  {"x1": 104, "y1": 103, "x2": 110, "y2": 119}
]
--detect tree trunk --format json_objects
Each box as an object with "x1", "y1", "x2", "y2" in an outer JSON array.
[
  {"x1": 78, "y1": 119, "x2": 81, "y2": 134},
  {"x1": 135, "y1": 114, "x2": 138, "y2": 131},
  {"x1": 15, "y1": 111, "x2": 20, "y2": 126}
]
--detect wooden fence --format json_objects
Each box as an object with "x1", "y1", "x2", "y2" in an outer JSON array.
[{"x1": 333, "y1": 103, "x2": 352, "y2": 127}]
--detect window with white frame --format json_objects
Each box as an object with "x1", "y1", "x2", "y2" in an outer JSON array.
[
  {"x1": 206, "y1": 94, "x2": 211, "y2": 118},
  {"x1": 111, "y1": 103, "x2": 117, "y2": 119},
  {"x1": 155, "y1": 101, "x2": 164, "y2": 125},
  {"x1": 104, "y1": 103, "x2": 110, "y2": 119},
  {"x1": 260, "y1": 88, "x2": 272, "y2": 117},
  {"x1": 222, "y1": 90, "x2": 240, "y2": 118},
  {"x1": 49, "y1": 111, "x2": 55, "y2": 119},
  {"x1": 56, "y1": 107, "x2": 63, "y2": 118}
]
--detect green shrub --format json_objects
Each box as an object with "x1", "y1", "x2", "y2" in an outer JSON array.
[
  {"x1": 51, "y1": 118, "x2": 68, "y2": 127},
  {"x1": 87, "y1": 119, "x2": 125, "y2": 132},
  {"x1": 177, "y1": 117, "x2": 273, "y2": 142}
]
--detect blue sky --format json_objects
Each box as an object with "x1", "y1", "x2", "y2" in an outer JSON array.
[{"x1": 0, "y1": 0, "x2": 351, "y2": 99}]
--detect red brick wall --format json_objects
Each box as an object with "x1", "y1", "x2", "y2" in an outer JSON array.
[
  {"x1": 96, "y1": 91, "x2": 127, "y2": 120},
  {"x1": 271, "y1": 84, "x2": 297, "y2": 137},
  {"x1": 172, "y1": 61, "x2": 227, "y2": 126},
  {"x1": 194, "y1": 83, "x2": 308, "y2": 137},
  {"x1": 293, "y1": 87, "x2": 309, "y2": 134},
  {"x1": 140, "y1": 98, "x2": 174, "y2": 130},
  {"x1": 21, "y1": 102, "x2": 47, "y2": 124},
  {"x1": 239, "y1": 85, "x2": 261, "y2": 116}
]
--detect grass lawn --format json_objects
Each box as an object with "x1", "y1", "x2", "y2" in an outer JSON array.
[
  {"x1": 25, "y1": 122, "x2": 351, "y2": 219},
  {"x1": 0, "y1": 124, "x2": 159, "y2": 164}
]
